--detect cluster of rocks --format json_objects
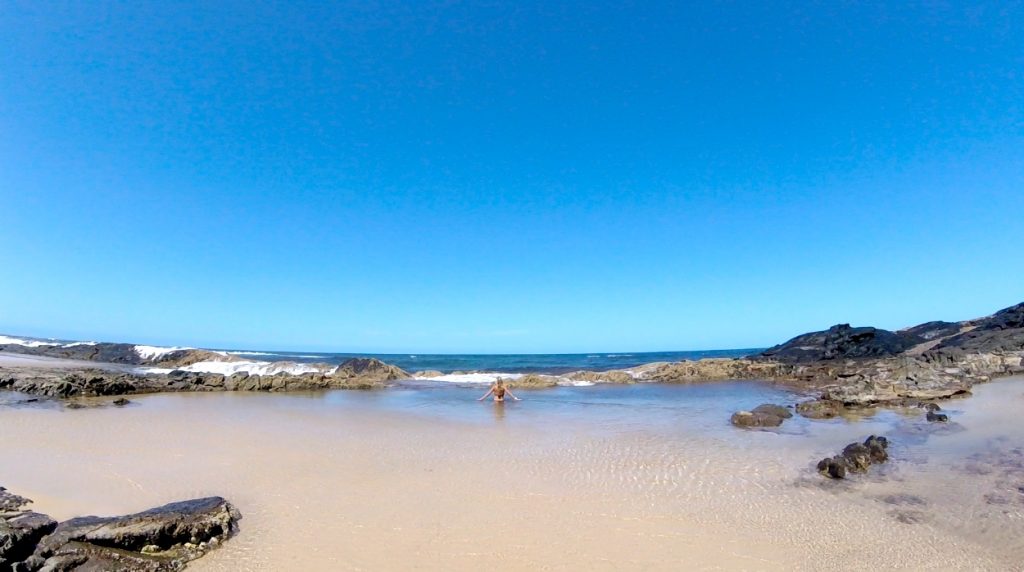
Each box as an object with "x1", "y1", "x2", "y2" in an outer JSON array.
[
  {"x1": 0, "y1": 486, "x2": 239, "y2": 571},
  {"x1": 816, "y1": 436, "x2": 890, "y2": 479}
]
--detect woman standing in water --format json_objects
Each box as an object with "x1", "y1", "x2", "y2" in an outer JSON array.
[{"x1": 478, "y1": 379, "x2": 520, "y2": 402}]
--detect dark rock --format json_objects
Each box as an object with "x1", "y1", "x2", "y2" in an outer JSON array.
[
  {"x1": 0, "y1": 487, "x2": 31, "y2": 513},
  {"x1": 921, "y1": 402, "x2": 941, "y2": 412},
  {"x1": 817, "y1": 436, "x2": 889, "y2": 479},
  {"x1": 113, "y1": 398, "x2": 130, "y2": 406},
  {"x1": 4, "y1": 494, "x2": 241, "y2": 572},
  {"x1": 817, "y1": 456, "x2": 848, "y2": 479},
  {"x1": 926, "y1": 411, "x2": 949, "y2": 423},
  {"x1": 900, "y1": 321, "x2": 962, "y2": 341},
  {"x1": 0, "y1": 511, "x2": 58, "y2": 563},
  {"x1": 934, "y1": 302, "x2": 1024, "y2": 354},
  {"x1": 730, "y1": 410, "x2": 784, "y2": 428},
  {"x1": 751, "y1": 403, "x2": 792, "y2": 419},
  {"x1": 759, "y1": 324, "x2": 922, "y2": 363}
]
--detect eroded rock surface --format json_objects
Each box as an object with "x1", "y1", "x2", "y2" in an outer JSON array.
[{"x1": 0, "y1": 487, "x2": 240, "y2": 572}]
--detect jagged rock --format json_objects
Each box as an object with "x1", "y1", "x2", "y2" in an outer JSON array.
[
  {"x1": 113, "y1": 398, "x2": 130, "y2": 406},
  {"x1": 760, "y1": 324, "x2": 922, "y2": 363},
  {"x1": 0, "y1": 511, "x2": 57, "y2": 564},
  {"x1": 817, "y1": 435, "x2": 889, "y2": 479},
  {"x1": 0, "y1": 487, "x2": 31, "y2": 512},
  {"x1": 1, "y1": 489, "x2": 240, "y2": 572},
  {"x1": 934, "y1": 302, "x2": 1024, "y2": 354}
]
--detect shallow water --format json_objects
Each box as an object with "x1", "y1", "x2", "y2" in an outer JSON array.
[{"x1": 2, "y1": 378, "x2": 1023, "y2": 570}]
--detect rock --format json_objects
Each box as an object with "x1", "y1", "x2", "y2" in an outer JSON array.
[
  {"x1": 0, "y1": 511, "x2": 58, "y2": 564},
  {"x1": 751, "y1": 403, "x2": 792, "y2": 419},
  {"x1": 817, "y1": 456, "x2": 848, "y2": 479},
  {"x1": 926, "y1": 411, "x2": 949, "y2": 423},
  {"x1": 730, "y1": 410, "x2": 784, "y2": 428},
  {"x1": 817, "y1": 435, "x2": 889, "y2": 479},
  {"x1": 505, "y1": 374, "x2": 559, "y2": 388},
  {"x1": 5, "y1": 492, "x2": 242, "y2": 572},
  {"x1": 760, "y1": 323, "x2": 922, "y2": 363},
  {"x1": 796, "y1": 399, "x2": 844, "y2": 419},
  {"x1": 565, "y1": 370, "x2": 636, "y2": 384},
  {"x1": 934, "y1": 302, "x2": 1024, "y2": 354},
  {"x1": 113, "y1": 398, "x2": 130, "y2": 406},
  {"x1": 921, "y1": 402, "x2": 941, "y2": 412}
]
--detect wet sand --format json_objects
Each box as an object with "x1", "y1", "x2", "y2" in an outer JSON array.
[{"x1": 2, "y1": 379, "x2": 1023, "y2": 570}]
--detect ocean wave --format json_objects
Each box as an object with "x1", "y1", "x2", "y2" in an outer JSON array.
[
  {"x1": 561, "y1": 379, "x2": 595, "y2": 387},
  {"x1": 0, "y1": 335, "x2": 59, "y2": 348},
  {"x1": 63, "y1": 341, "x2": 98, "y2": 347},
  {"x1": 413, "y1": 372, "x2": 524, "y2": 384},
  {"x1": 227, "y1": 351, "x2": 276, "y2": 356},
  {"x1": 134, "y1": 345, "x2": 193, "y2": 360},
  {"x1": 141, "y1": 360, "x2": 332, "y2": 377}
]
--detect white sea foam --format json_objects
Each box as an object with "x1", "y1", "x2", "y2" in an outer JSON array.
[
  {"x1": 143, "y1": 360, "x2": 330, "y2": 377},
  {"x1": 227, "y1": 351, "x2": 276, "y2": 357},
  {"x1": 0, "y1": 335, "x2": 59, "y2": 348},
  {"x1": 134, "y1": 345, "x2": 192, "y2": 360},
  {"x1": 561, "y1": 379, "x2": 595, "y2": 387},
  {"x1": 62, "y1": 341, "x2": 98, "y2": 347},
  {"x1": 414, "y1": 372, "x2": 524, "y2": 384}
]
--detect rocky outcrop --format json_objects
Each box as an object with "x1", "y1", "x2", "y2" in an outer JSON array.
[
  {"x1": 931, "y1": 302, "x2": 1024, "y2": 355},
  {"x1": 0, "y1": 342, "x2": 145, "y2": 364},
  {"x1": 0, "y1": 357, "x2": 410, "y2": 399},
  {"x1": 817, "y1": 436, "x2": 889, "y2": 479},
  {"x1": 564, "y1": 370, "x2": 637, "y2": 384},
  {"x1": 0, "y1": 487, "x2": 239, "y2": 571},
  {"x1": 759, "y1": 324, "x2": 921, "y2": 363},
  {"x1": 635, "y1": 359, "x2": 792, "y2": 383},
  {"x1": 502, "y1": 374, "x2": 560, "y2": 388}
]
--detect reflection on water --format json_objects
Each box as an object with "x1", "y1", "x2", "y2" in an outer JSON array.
[{"x1": 0, "y1": 377, "x2": 1022, "y2": 570}]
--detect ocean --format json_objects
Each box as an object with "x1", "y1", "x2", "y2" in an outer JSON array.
[{"x1": 216, "y1": 347, "x2": 763, "y2": 374}]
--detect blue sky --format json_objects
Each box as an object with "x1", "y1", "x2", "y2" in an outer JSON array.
[{"x1": 1, "y1": 1, "x2": 1022, "y2": 353}]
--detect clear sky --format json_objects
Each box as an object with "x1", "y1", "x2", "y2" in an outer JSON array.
[{"x1": 1, "y1": 2, "x2": 1022, "y2": 353}]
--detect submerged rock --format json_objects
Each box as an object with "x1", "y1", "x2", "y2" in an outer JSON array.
[
  {"x1": 926, "y1": 411, "x2": 949, "y2": 423},
  {"x1": 752, "y1": 403, "x2": 792, "y2": 419},
  {"x1": 796, "y1": 399, "x2": 845, "y2": 419},
  {"x1": 0, "y1": 487, "x2": 240, "y2": 572},
  {"x1": 816, "y1": 435, "x2": 889, "y2": 479}
]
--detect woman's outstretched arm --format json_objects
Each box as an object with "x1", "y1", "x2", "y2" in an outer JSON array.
[
  {"x1": 505, "y1": 388, "x2": 521, "y2": 401},
  {"x1": 477, "y1": 387, "x2": 494, "y2": 401}
]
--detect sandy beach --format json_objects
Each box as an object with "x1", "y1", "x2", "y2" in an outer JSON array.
[{"x1": 3, "y1": 377, "x2": 1023, "y2": 571}]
